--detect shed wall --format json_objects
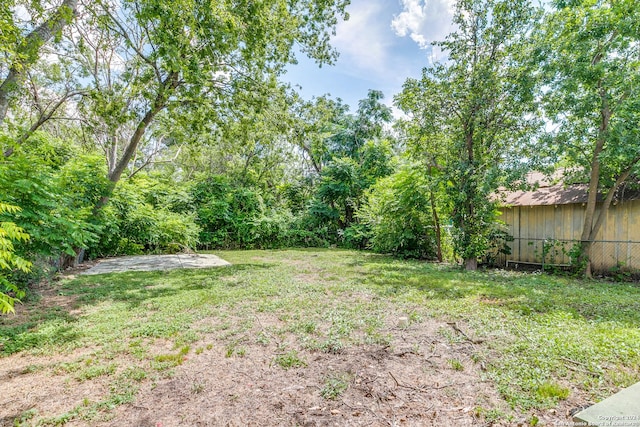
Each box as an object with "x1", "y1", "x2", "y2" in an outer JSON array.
[{"x1": 500, "y1": 200, "x2": 640, "y2": 271}]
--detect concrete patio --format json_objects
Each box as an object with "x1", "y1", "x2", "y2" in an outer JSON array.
[{"x1": 81, "y1": 254, "x2": 231, "y2": 275}]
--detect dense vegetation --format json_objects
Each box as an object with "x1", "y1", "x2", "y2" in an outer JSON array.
[{"x1": 2, "y1": 0, "x2": 640, "y2": 311}]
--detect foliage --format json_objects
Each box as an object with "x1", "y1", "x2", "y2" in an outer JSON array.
[
  {"x1": 359, "y1": 165, "x2": 438, "y2": 259},
  {"x1": 90, "y1": 174, "x2": 200, "y2": 257},
  {"x1": 310, "y1": 140, "x2": 396, "y2": 238},
  {"x1": 395, "y1": 0, "x2": 540, "y2": 269},
  {"x1": 0, "y1": 0, "x2": 79, "y2": 128},
  {"x1": 191, "y1": 175, "x2": 259, "y2": 249},
  {"x1": 321, "y1": 372, "x2": 352, "y2": 399},
  {"x1": 66, "y1": 0, "x2": 349, "y2": 190},
  {"x1": 191, "y1": 174, "x2": 325, "y2": 250},
  {"x1": 481, "y1": 225, "x2": 514, "y2": 267},
  {"x1": 273, "y1": 350, "x2": 307, "y2": 369},
  {"x1": 0, "y1": 203, "x2": 31, "y2": 314},
  {"x1": 0, "y1": 134, "x2": 105, "y2": 266},
  {"x1": 536, "y1": 0, "x2": 640, "y2": 276}
]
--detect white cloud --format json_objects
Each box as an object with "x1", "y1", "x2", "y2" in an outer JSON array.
[
  {"x1": 391, "y1": 0, "x2": 455, "y2": 49},
  {"x1": 331, "y1": 0, "x2": 392, "y2": 74}
]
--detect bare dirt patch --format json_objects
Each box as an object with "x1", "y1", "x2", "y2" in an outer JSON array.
[
  {"x1": 1, "y1": 311, "x2": 510, "y2": 426},
  {"x1": 88, "y1": 314, "x2": 513, "y2": 427},
  {"x1": 0, "y1": 348, "x2": 106, "y2": 426}
]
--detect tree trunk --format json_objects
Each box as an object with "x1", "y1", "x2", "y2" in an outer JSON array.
[
  {"x1": 104, "y1": 71, "x2": 179, "y2": 192},
  {"x1": 579, "y1": 84, "x2": 610, "y2": 278},
  {"x1": 84, "y1": 73, "x2": 179, "y2": 264},
  {"x1": 0, "y1": 0, "x2": 78, "y2": 126},
  {"x1": 463, "y1": 194, "x2": 478, "y2": 271},
  {"x1": 430, "y1": 190, "x2": 443, "y2": 262},
  {"x1": 465, "y1": 121, "x2": 479, "y2": 271},
  {"x1": 580, "y1": 164, "x2": 638, "y2": 277},
  {"x1": 465, "y1": 258, "x2": 477, "y2": 270}
]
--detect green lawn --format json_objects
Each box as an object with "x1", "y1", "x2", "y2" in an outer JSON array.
[{"x1": 1, "y1": 249, "x2": 639, "y2": 424}]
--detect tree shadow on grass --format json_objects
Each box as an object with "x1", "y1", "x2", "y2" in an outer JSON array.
[
  {"x1": 359, "y1": 260, "x2": 640, "y2": 326},
  {"x1": 0, "y1": 263, "x2": 274, "y2": 356},
  {"x1": 0, "y1": 307, "x2": 80, "y2": 356},
  {"x1": 63, "y1": 263, "x2": 274, "y2": 306}
]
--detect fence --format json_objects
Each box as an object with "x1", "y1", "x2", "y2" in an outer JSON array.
[{"x1": 496, "y1": 237, "x2": 640, "y2": 275}]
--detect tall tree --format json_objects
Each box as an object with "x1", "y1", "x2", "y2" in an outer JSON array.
[
  {"x1": 0, "y1": 0, "x2": 79, "y2": 127},
  {"x1": 300, "y1": 91, "x2": 395, "y2": 236},
  {"x1": 9, "y1": 0, "x2": 348, "y2": 202},
  {"x1": 292, "y1": 89, "x2": 393, "y2": 175},
  {"x1": 291, "y1": 94, "x2": 351, "y2": 175},
  {"x1": 538, "y1": 0, "x2": 640, "y2": 277},
  {"x1": 396, "y1": 0, "x2": 539, "y2": 270}
]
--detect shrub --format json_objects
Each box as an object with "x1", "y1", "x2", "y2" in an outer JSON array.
[
  {"x1": 90, "y1": 175, "x2": 200, "y2": 257},
  {"x1": 0, "y1": 204, "x2": 31, "y2": 313},
  {"x1": 152, "y1": 210, "x2": 200, "y2": 253},
  {"x1": 359, "y1": 165, "x2": 438, "y2": 259}
]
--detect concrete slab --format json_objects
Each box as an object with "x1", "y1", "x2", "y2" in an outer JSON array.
[
  {"x1": 573, "y1": 382, "x2": 640, "y2": 427},
  {"x1": 82, "y1": 254, "x2": 231, "y2": 275}
]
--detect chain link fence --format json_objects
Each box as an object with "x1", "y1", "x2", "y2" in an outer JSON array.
[{"x1": 496, "y1": 238, "x2": 640, "y2": 277}]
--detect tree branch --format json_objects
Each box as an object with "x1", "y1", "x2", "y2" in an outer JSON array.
[
  {"x1": 0, "y1": 0, "x2": 79, "y2": 126},
  {"x1": 107, "y1": 71, "x2": 179, "y2": 184}
]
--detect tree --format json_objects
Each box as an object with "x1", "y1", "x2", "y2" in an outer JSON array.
[
  {"x1": 0, "y1": 134, "x2": 106, "y2": 264},
  {"x1": 291, "y1": 89, "x2": 393, "y2": 176},
  {"x1": 291, "y1": 94, "x2": 349, "y2": 175},
  {"x1": 181, "y1": 85, "x2": 297, "y2": 190},
  {"x1": 359, "y1": 164, "x2": 439, "y2": 259},
  {"x1": 69, "y1": 0, "x2": 349, "y2": 203},
  {"x1": 396, "y1": 0, "x2": 539, "y2": 270},
  {"x1": 538, "y1": 0, "x2": 640, "y2": 277},
  {"x1": 0, "y1": 0, "x2": 79, "y2": 128},
  {"x1": 303, "y1": 91, "x2": 395, "y2": 240}
]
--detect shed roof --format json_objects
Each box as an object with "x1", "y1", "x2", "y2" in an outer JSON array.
[
  {"x1": 500, "y1": 183, "x2": 590, "y2": 206},
  {"x1": 499, "y1": 172, "x2": 640, "y2": 207}
]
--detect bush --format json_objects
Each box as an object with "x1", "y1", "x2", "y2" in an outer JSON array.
[
  {"x1": 152, "y1": 210, "x2": 200, "y2": 253},
  {"x1": 0, "y1": 135, "x2": 108, "y2": 284},
  {"x1": 359, "y1": 166, "x2": 438, "y2": 259},
  {"x1": 0, "y1": 204, "x2": 31, "y2": 313},
  {"x1": 342, "y1": 223, "x2": 371, "y2": 249},
  {"x1": 89, "y1": 175, "x2": 200, "y2": 257},
  {"x1": 0, "y1": 154, "x2": 103, "y2": 261}
]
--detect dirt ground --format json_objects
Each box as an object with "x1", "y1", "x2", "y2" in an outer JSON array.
[
  {"x1": 0, "y1": 316, "x2": 581, "y2": 426},
  {"x1": 0, "y1": 259, "x2": 588, "y2": 427},
  {"x1": 98, "y1": 317, "x2": 512, "y2": 427}
]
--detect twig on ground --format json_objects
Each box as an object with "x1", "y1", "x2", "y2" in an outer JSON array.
[
  {"x1": 388, "y1": 371, "x2": 477, "y2": 392},
  {"x1": 559, "y1": 357, "x2": 600, "y2": 376},
  {"x1": 446, "y1": 322, "x2": 485, "y2": 344},
  {"x1": 234, "y1": 370, "x2": 255, "y2": 382},
  {"x1": 559, "y1": 356, "x2": 589, "y2": 368},
  {"x1": 512, "y1": 324, "x2": 534, "y2": 343},
  {"x1": 393, "y1": 349, "x2": 420, "y2": 358},
  {"x1": 253, "y1": 314, "x2": 282, "y2": 347}
]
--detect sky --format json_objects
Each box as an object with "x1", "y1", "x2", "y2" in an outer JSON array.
[{"x1": 283, "y1": 0, "x2": 455, "y2": 113}]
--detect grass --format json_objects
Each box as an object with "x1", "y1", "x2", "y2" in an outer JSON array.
[
  {"x1": 321, "y1": 372, "x2": 352, "y2": 400},
  {"x1": 273, "y1": 349, "x2": 306, "y2": 369},
  {"x1": 1, "y1": 248, "x2": 639, "y2": 423}
]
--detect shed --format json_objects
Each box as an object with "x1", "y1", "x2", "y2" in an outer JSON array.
[{"x1": 498, "y1": 173, "x2": 640, "y2": 272}]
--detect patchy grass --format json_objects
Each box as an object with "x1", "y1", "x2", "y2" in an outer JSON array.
[
  {"x1": 320, "y1": 371, "x2": 352, "y2": 400},
  {"x1": 273, "y1": 349, "x2": 306, "y2": 369},
  {"x1": 1, "y1": 249, "x2": 639, "y2": 425}
]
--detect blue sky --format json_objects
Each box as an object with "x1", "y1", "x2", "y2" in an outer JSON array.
[{"x1": 284, "y1": 0, "x2": 455, "y2": 112}]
